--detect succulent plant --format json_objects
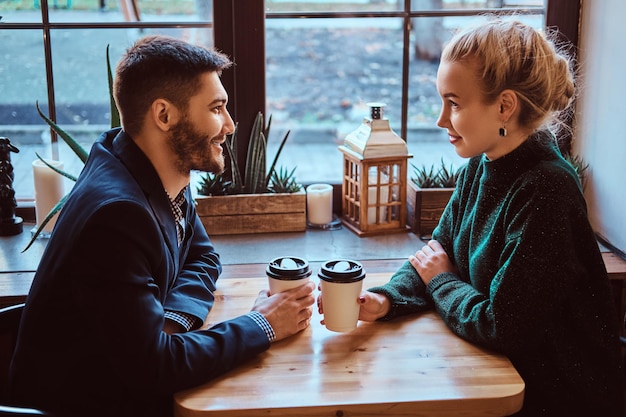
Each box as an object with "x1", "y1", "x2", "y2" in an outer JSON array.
[
  {"x1": 269, "y1": 166, "x2": 302, "y2": 194},
  {"x1": 436, "y1": 159, "x2": 460, "y2": 188},
  {"x1": 196, "y1": 172, "x2": 233, "y2": 196},
  {"x1": 411, "y1": 158, "x2": 460, "y2": 189},
  {"x1": 410, "y1": 164, "x2": 439, "y2": 188},
  {"x1": 197, "y1": 112, "x2": 300, "y2": 196}
]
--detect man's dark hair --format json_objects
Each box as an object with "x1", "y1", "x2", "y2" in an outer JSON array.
[{"x1": 114, "y1": 35, "x2": 232, "y2": 137}]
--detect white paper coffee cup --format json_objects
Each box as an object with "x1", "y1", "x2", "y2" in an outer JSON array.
[
  {"x1": 266, "y1": 256, "x2": 312, "y2": 295},
  {"x1": 319, "y1": 259, "x2": 366, "y2": 332}
]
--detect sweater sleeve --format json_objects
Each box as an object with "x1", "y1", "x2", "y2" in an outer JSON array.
[
  {"x1": 366, "y1": 164, "x2": 468, "y2": 321},
  {"x1": 368, "y1": 260, "x2": 433, "y2": 320},
  {"x1": 426, "y1": 174, "x2": 613, "y2": 356}
]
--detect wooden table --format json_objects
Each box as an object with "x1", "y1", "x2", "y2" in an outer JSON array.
[{"x1": 174, "y1": 272, "x2": 525, "y2": 417}]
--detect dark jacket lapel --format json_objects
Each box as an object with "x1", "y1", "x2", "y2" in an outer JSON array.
[{"x1": 110, "y1": 129, "x2": 179, "y2": 258}]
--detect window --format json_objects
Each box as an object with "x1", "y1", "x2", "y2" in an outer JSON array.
[
  {"x1": 0, "y1": 0, "x2": 575, "y2": 204},
  {"x1": 0, "y1": 0, "x2": 215, "y2": 201},
  {"x1": 262, "y1": 1, "x2": 546, "y2": 184}
]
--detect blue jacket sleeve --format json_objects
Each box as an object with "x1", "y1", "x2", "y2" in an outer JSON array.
[{"x1": 69, "y1": 201, "x2": 269, "y2": 394}]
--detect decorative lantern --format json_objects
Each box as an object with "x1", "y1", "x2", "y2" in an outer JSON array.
[{"x1": 338, "y1": 103, "x2": 412, "y2": 236}]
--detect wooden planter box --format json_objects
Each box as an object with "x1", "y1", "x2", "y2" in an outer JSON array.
[
  {"x1": 195, "y1": 190, "x2": 306, "y2": 235},
  {"x1": 406, "y1": 182, "x2": 454, "y2": 237}
]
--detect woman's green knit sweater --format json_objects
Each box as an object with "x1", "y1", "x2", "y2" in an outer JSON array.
[{"x1": 370, "y1": 131, "x2": 622, "y2": 416}]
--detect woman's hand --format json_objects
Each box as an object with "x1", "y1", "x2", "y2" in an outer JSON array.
[
  {"x1": 317, "y1": 288, "x2": 391, "y2": 323},
  {"x1": 409, "y1": 239, "x2": 457, "y2": 285}
]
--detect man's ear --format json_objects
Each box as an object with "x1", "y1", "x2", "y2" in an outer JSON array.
[
  {"x1": 498, "y1": 89, "x2": 518, "y2": 122},
  {"x1": 152, "y1": 99, "x2": 179, "y2": 131}
]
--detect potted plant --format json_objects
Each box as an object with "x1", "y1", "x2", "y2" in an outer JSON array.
[
  {"x1": 406, "y1": 158, "x2": 460, "y2": 238},
  {"x1": 194, "y1": 112, "x2": 306, "y2": 235}
]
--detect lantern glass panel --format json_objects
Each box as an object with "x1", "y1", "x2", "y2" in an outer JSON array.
[{"x1": 367, "y1": 165, "x2": 388, "y2": 224}]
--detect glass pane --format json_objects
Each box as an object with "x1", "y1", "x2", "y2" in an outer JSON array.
[
  {"x1": 3, "y1": 25, "x2": 214, "y2": 199},
  {"x1": 266, "y1": 17, "x2": 403, "y2": 184},
  {"x1": 266, "y1": 9, "x2": 544, "y2": 184},
  {"x1": 265, "y1": 0, "x2": 400, "y2": 13},
  {"x1": 0, "y1": 29, "x2": 47, "y2": 199},
  {"x1": 44, "y1": 0, "x2": 214, "y2": 24},
  {"x1": 0, "y1": 1, "x2": 215, "y2": 25},
  {"x1": 0, "y1": 2, "x2": 42, "y2": 23},
  {"x1": 411, "y1": 0, "x2": 545, "y2": 11}
]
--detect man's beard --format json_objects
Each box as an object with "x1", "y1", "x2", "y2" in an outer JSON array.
[{"x1": 168, "y1": 117, "x2": 225, "y2": 175}]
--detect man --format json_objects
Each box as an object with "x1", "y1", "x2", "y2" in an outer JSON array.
[{"x1": 8, "y1": 35, "x2": 315, "y2": 417}]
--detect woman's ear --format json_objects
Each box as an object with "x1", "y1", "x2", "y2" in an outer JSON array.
[{"x1": 498, "y1": 89, "x2": 518, "y2": 122}]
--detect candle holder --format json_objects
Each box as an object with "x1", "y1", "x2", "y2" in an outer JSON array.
[
  {"x1": 338, "y1": 103, "x2": 412, "y2": 236},
  {"x1": 0, "y1": 137, "x2": 24, "y2": 236}
]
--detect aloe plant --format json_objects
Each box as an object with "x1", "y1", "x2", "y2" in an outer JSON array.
[
  {"x1": 197, "y1": 112, "x2": 299, "y2": 195},
  {"x1": 23, "y1": 45, "x2": 119, "y2": 252}
]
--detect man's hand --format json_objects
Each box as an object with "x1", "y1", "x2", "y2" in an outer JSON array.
[{"x1": 251, "y1": 281, "x2": 316, "y2": 342}]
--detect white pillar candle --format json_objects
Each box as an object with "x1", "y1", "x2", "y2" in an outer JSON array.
[
  {"x1": 306, "y1": 183, "x2": 333, "y2": 225},
  {"x1": 368, "y1": 172, "x2": 389, "y2": 224},
  {"x1": 32, "y1": 159, "x2": 64, "y2": 235}
]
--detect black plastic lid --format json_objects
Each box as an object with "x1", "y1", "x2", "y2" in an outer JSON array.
[
  {"x1": 318, "y1": 259, "x2": 365, "y2": 283},
  {"x1": 266, "y1": 256, "x2": 312, "y2": 280}
]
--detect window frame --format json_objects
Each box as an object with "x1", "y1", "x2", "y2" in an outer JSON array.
[
  {"x1": 216, "y1": 0, "x2": 579, "y2": 175},
  {"x1": 1, "y1": 0, "x2": 579, "y2": 212}
]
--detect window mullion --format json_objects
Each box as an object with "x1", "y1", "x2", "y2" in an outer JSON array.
[{"x1": 213, "y1": 0, "x2": 266, "y2": 185}]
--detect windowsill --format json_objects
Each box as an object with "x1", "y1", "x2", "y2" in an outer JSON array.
[
  {"x1": 1, "y1": 222, "x2": 625, "y2": 313},
  {"x1": 1, "y1": 219, "x2": 425, "y2": 271},
  {"x1": 15, "y1": 201, "x2": 36, "y2": 224}
]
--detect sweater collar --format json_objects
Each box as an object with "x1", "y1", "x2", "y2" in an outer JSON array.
[{"x1": 481, "y1": 130, "x2": 560, "y2": 186}]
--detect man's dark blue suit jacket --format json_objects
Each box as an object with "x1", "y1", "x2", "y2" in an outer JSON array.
[{"x1": 8, "y1": 128, "x2": 269, "y2": 417}]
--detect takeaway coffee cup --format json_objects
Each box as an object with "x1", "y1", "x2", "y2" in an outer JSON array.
[
  {"x1": 266, "y1": 256, "x2": 312, "y2": 295},
  {"x1": 318, "y1": 259, "x2": 366, "y2": 332}
]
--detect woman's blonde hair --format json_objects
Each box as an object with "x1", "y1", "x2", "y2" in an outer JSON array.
[{"x1": 442, "y1": 18, "x2": 575, "y2": 133}]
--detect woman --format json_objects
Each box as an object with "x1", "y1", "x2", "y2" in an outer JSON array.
[{"x1": 324, "y1": 19, "x2": 623, "y2": 416}]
